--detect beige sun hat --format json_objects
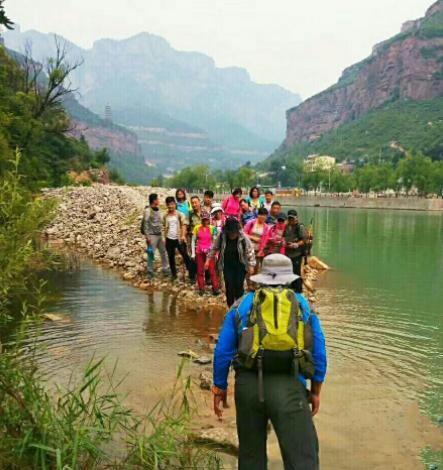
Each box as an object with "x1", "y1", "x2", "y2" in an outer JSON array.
[{"x1": 250, "y1": 253, "x2": 299, "y2": 286}]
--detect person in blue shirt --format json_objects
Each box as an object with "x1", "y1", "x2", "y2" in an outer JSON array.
[
  {"x1": 246, "y1": 186, "x2": 265, "y2": 213},
  {"x1": 175, "y1": 188, "x2": 191, "y2": 220},
  {"x1": 212, "y1": 254, "x2": 327, "y2": 470}
]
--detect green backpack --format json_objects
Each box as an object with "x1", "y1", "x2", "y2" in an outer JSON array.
[{"x1": 236, "y1": 287, "x2": 315, "y2": 400}]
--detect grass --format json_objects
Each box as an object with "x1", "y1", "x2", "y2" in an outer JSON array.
[{"x1": 0, "y1": 341, "x2": 222, "y2": 469}]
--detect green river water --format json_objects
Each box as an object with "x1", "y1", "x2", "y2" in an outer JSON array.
[{"x1": 28, "y1": 207, "x2": 443, "y2": 469}]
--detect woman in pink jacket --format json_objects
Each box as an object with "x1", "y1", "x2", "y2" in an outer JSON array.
[
  {"x1": 221, "y1": 188, "x2": 242, "y2": 221},
  {"x1": 243, "y1": 207, "x2": 270, "y2": 273}
]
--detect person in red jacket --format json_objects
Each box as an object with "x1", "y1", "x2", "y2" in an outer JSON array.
[
  {"x1": 191, "y1": 211, "x2": 220, "y2": 296},
  {"x1": 260, "y1": 212, "x2": 287, "y2": 256},
  {"x1": 221, "y1": 188, "x2": 242, "y2": 220},
  {"x1": 243, "y1": 207, "x2": 270, "y2": 273}
]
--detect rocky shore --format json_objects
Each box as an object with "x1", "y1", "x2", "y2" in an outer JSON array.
[{"x1": 43, "y1": 185, "x2": 327, "y2": 312}]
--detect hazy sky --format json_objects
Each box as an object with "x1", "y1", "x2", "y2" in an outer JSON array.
[{"x1": 6, "y1": 0, "x2": 434, "y2": 99}]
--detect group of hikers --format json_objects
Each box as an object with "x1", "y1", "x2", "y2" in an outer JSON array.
[
  {"x1": 141, "y1": 186, "x2": 311, "y2": 307},
  {"x1": 142, "y1": 186, "x2": 325, "y2": 470}
]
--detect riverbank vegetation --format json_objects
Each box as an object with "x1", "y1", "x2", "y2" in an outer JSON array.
[
  {"x1": 152, "y1": 152, "x2": 443, "y2": 196},
  {"x1": 0, "y1": 41, "x2": 123, "y2": 189}
]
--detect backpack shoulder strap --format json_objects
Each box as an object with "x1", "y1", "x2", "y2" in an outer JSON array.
[{"x1": 234, "y1": 292, "x2": 255, "y2": 333}]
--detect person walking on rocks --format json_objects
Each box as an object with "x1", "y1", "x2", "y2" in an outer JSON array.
[
  {"x1": 261, "y1": 212, "x2": 287, "y2": 256},
  {"x1": 246, "y1": 186, "x2": 264, "y2": 213},
  {"x1": 243, "y1": 207, "x2": 270, "y2": 273},
  {"x1": 262, "y1": 190, "x2": 274, "y2": 212},
  {"x1": 163, "y1": 196, "x2": 194, "y2": 281},
  {"x1": 212, "y1": 254, "x2": 327, "y2": 470},
  {"x1": 206, "y1": 217, "x2": 255, "y2": 307},
  {"x1": 203, "y1": 190, "x2": 215, "y2": 213},
  {"x1": 191, "y1": 211, "x2": 220, "y2": 296},
  {"x1": 210, "y1": 205, "x2": 225, "y2": 235},
  {"x1": 141, "y1": 193, "x2": 169, "y2": 278},
  {"x1": 266, "y1": 201, "x2": 282, "y2": 226},
  {"x1": 283, "y1": 209, "x2": 307, "y2": 293},
  {"x1": 240, "y1": 198, "x2": 256, "y2": 227},
  {"x1": 175, "y1": 189, "x2": 191, "y2": 220},
  {"x1": 189, "y1": 195, "x2": 202, "y2": 234},
  {"x1": 221, "y1": 188, "x2": 242, "y2": 221}
]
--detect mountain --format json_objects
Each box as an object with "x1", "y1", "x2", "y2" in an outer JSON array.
[
  {"x1": 4, "y1": 28, "x2": 300, "y2": 170},
  {"x1": 63, "y1": 95, "x2": 154, "y2": 184},
  {"x1": 4, "y1": 44, "x2": 153, "y2": 184},
  {"x1": 269, "y1": 0, "x2": 443, "y2": 164}
]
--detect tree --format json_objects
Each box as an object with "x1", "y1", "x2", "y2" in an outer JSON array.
[
  {"x1": 21, "y1": 36, "x2": 83, "y2": 120},
  {"x1": 396, "y1": 153, "x2": 435, "y2": 195},
  {"x1": 0, "y1": 0, "x2": 13, "y2": 31},
  {"x1": 95, "y1": 148, "x2": 110, "y2": 166}
]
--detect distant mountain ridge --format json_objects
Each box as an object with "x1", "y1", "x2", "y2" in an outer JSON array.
[{"x1": 4, "y1": 28, "x2": 301, "y2": 171}]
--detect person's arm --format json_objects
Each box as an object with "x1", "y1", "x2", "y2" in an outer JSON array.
[
  {"x1": 207, "y1": 232, "x2": 222, "y2": 261},
  {"x1": 243, "y1": 219, "x2": 253, "y2": 236},
  {"x1": 213, "y1": 307, "x2": 238, "y2": 419},
  {"x1": 142, "y1": 209, "x2": 150, "y2": 242},
  {"x1": 258, "y1": 224, "x2": 270, "y2": 255},
  {"x1": 221, "y1": 196, "x2": 228, "y2": 211},
  {"x1": 180, "y1": 213, "x2": 188, "y2": 242},
  {"x1": 243, "y1": 235, "x2": 256, "y2": 270},
  {"x1": 191, "y1": 226, "x2": 198, "y2": 258},
  {"x1": 296, "y1": 294, "x2": 327, "y2": 416},
  {"x1": 162, "y1": 213, "x2": 168, "y2": 238},
  {"x1": 297, "y1": 224, "x2": 308, "y2": 248},
  {"x1": 309, "y1": 313, "x2": 327, "y2": 386}
]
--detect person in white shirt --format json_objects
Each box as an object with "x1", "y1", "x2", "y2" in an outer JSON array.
[
  {"x1": 263, "y1": 190, "x2": 274, "y2": 212},
  {"x1": 163, "y1": 196, "x2": 195, "y2": 280}
]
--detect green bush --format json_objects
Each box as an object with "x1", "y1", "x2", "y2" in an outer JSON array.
[{"x1": 0, "y1": 150, "x2": 55, "y2": 323}]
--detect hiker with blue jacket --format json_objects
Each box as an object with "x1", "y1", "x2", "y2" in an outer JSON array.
[{"x1": 212, "y1": 253, "x2": 327, "y2": 470}]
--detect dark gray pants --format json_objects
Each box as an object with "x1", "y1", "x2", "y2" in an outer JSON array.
[
  {"x1": 290, "y1": 256, "x2": 303, "y2": 293},
  {"x1": 235, "y1": 371, "x2": 319, "y2": 470}
]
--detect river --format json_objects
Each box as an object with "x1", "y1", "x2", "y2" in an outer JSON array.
[{"x1": 27, "y1": 208, "x2": 443, "y2": 468}]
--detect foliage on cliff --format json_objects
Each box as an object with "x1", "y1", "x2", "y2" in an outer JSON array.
[
  {"x1": 272, "y1": 96, "x2": 443, "y2": 166},
  {"x1": 0, "y1": 45, "x2": 122, "y2": 189}
]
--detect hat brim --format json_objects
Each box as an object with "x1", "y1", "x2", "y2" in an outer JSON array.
[{"x1": 249, "y1": 272, "x2": 299, "y2": 285}]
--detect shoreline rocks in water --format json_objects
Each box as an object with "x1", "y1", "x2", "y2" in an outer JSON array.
[{"x1": 42, "y1": 184, "x2": 323, "y2": 311}]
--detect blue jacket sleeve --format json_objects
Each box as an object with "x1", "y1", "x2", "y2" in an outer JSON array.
[
  {"x1": 296, "y1": 293, "x2": 327, "y2": 384},
  {"x1": 213, "y1": 308, "x2": 237, "y2": 390},
  {"x1": 310, "y1": 314, "x2": 327, "y2": 383}
]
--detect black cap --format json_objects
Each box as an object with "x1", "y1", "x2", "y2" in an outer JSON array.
[
  {"x1": 287, "y1": 209, "x2": 298, "y2": 218},
  {"x1": 277, "y1": 212, "x2": 287, "y2": 221},
  {"x1": 224, "y1": 217, "x2": 241, "y2": 233}
]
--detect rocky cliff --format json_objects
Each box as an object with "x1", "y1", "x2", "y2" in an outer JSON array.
[{"x1": 283, "y1": 0, "x2": 443, "y2": 148}]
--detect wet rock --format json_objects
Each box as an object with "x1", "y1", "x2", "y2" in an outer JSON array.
[
  {"x1": 193, "y1": 355, "x2": 212, "y2": 365},
  {"x1": 177, "y1": 350, "x2": 199, "y2": 359},
  {"x1": 123, "y1": 272, "x2": 136, "y2": 281},
  {"x1": 105, "y1": 246, "x2": 119, "y2": 258},
  {"x1": 193, "y1": 427, "x2": 239, "y2": 454},
  {"x1": 308, "y1": 256, "x2": 330, "y2": 271},
  {"x1": 43, "y1": 313, "x2": 71, "y2": 323},
  {"x1": 199, "y1": 371, "x2": 212, "y2": 390}
]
